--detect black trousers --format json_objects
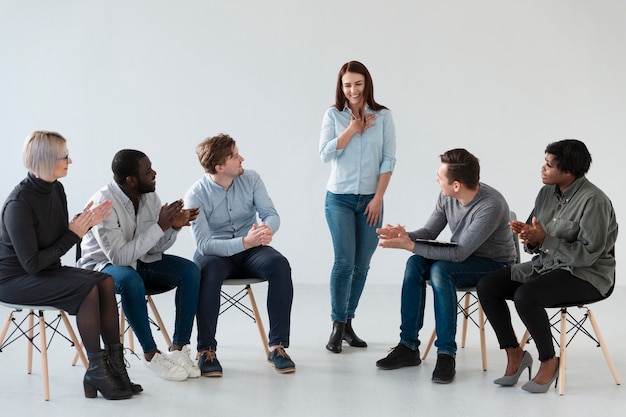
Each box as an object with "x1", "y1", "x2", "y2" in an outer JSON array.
[{"x1": 476, "y1": 268, "x2": 602, "y2": 362}]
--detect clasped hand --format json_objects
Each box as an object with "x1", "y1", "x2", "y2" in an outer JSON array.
[
  {"x1": 243, "y1": 222, "x2": 273, "y2": 249},
  {"x1": 158, "y1": 199, "x2": 199, "y2": 231},
  {"x1": 376, "y1": 224, "x2": 413, "y2": 251},
  {"x1": 509, "y1": 216, "x2": 545, "y2": 246}
]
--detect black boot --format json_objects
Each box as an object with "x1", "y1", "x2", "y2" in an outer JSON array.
[
  {"x1": 325, "y1": 321, "x2": 345, "y2": 353},
  {"x1": 343, "y1": 319, "x2": 367, "y2": 347},
  {"x1": 106, "y1": 343, "x2": 143, "y2": 394},
  {"x1": 84, "y1": 350, "x2": 133, "y2": 400}
]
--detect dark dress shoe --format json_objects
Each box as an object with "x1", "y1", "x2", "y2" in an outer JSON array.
[
  {"x1": 343, "y1": 319, "x2": 367, "y2": 347},
  {"x1": 326, "y1": 321, "x2": 345, "y2": 353}
]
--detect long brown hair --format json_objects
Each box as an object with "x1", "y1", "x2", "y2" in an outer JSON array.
[{"x1": 333, "y1": 61, "x2": 388, "y2": 112}]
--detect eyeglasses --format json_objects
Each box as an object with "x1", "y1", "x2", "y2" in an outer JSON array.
[{"x1": 57, "y1": 150, "x2": 70, "y2": 161}]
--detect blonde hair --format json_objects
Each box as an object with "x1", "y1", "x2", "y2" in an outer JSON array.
[{"x1": 22, "y1": 131, "x2": 67, "y2": 179}]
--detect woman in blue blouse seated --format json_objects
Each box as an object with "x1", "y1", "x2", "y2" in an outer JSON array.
[{"x1": 477, "y1": 139, "x2": 617, "y2": 393}]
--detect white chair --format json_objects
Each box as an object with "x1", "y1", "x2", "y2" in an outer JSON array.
[
  {"x1": 0, "y1": 302, "x2": 88, "y2": 401},
  {"x1": 220, "y1": 278, "x2": 269, "y2": 357},
  {"x1": 421, "y1": 211, "x2": 521, "y2": 371},
  {"x1": 518, "y1": 284, "x2": 621, "y2": 395}
]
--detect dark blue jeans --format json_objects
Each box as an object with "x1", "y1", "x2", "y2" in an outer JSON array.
[
  {"x1": 325, "y1": 191, "x2": 381, "y2": 323},
  {"x1": 194, "y1": 246, "x2": 293, "y2": 351},
  {"x1": 400, "y1": 254, "x2": 508, "y2": 357},
  {"x1": 103, "y1": 254, "x2": 201, "y2": 354}
]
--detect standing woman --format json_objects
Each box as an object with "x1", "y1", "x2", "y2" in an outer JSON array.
[
  {"x1": 319, "y1": 61, "x2": 397, "y2": 353},
  {"x1": 477, "y1": 139, "x2": 617, "y2": 393},
  {"x1": 0, "y1": 131, "x2": 137, "y2": 400}
]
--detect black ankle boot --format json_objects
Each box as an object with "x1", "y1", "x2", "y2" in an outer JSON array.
[
  {"x1": 326, "y1": 321, "x2": 345, "y2": 353},
  {"x1": 343, "y1": 319, "x2": 367, "y2": 347},
  {"x1": 106, "y1": 343, "x2": 143, "y2": 394},
  {"x1": 83, "y1": 350, "x2": 133, "y2": 400}
]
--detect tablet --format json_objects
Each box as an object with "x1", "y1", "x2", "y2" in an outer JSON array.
[{"x1": 414, "y1": 238, "x2": 458, "y2": 247}]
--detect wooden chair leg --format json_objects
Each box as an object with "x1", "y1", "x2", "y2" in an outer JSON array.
[
  {"x1": 461, "y1": 293, "x2": 470, "y2": 348},
  {"x1": 38, "y1": 311, "x2": 50, "y2": 401},
  {"x1": 60, "y1": 311, "x2": 88, "y2": 369},
  {"x1": 478, "y1": 300, "x2": 487, "y2": 371},
  {"x1": 27, "y1": 309, "x2": 35, "y2": 375},
  {"x1": 0, "y1": 311, "x2": 13, "y2": 347},
  {"x1": 421, "y1": 329, "x2": 436, "y2": 360},
  {"x1": 558, "y1": 308, "x2": 567, "y2": 395},
  {"x1": 246, "y1": 285, "x2": 269, "y2": 357},
  {"x1": 119, "y1": 305, "x2": 125, "y2": 345},
  {"x1": 147, "y1": 295, "x2": 172, "y2": 347},
  {"x1": 587, "y1": 309, "x2": 621, "y2": 386},
  {"x1": 519, "y1": 329, "x2": 530, "y2": 350}
]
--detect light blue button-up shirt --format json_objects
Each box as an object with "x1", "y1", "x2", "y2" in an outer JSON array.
[
  {"x1": 319, "y1": 106, "x2": 396, "y2": 195},
  {"x1": 184, "y1": 170, "x2": 280, "y2": 257}
]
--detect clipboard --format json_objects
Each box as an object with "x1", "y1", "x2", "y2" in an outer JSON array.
[{"x1": 414, "y1": 238, "x2": 458, "y2": 247}]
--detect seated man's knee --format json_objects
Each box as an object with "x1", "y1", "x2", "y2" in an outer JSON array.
[{"x1": 111, "y1": 268, "x2": 145, "y2": 295}]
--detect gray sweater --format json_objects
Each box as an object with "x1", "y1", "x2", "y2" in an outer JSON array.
[{"x1": 407, "y1": 182, "x2": 517, "y2": 265}]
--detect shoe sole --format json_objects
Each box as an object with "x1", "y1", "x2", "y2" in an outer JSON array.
[
  {"x1": 376, "y1": 360, "x2": 421, "y2": 370},
  {"x1": 432, "y1": 377, "x2": 454, "y2": 384},
  {"x1": 201, "y1": 371, "x2": 223, "y2": 377},
  {"x1": 267, "y1": 362, "x2": 296, "y2": 374}
]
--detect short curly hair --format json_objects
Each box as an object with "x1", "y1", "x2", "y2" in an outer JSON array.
[{"x1": 196, "y1": 133, "x2": 236, "y2": 174}]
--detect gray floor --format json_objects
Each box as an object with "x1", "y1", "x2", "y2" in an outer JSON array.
[{"x1": 1, "y1": 284, "x2": 624, "y2": 416}]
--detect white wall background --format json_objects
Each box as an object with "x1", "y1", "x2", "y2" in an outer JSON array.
[{"x1": 1, "y1": 1, "x2": 625, "y2": 287}]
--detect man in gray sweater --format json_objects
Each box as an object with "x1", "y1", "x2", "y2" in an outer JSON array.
[{"x1": 375, "y1": 148, "x2": 517, "y2": 384}]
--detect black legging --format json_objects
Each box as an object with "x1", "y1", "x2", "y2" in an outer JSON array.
[
  {"x1": 76, "y1": 276, "x2": 120, "y2": 353},
  {"x1": 476, "y1": 268, "x2": 603, "y2": 362}
]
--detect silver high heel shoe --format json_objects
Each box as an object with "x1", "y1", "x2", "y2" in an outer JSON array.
[
  {"x1": 493, "y1": 351, "x2": 533, "y2": 386},
  {"x1": 521, "y1": 357, "x2": 559, "y2": 393}
]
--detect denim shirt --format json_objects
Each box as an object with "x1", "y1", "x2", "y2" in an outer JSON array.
[
  {"x1": 319, "y1": 106, "x2": 396, "y2": 195},
  {"x1": 184, "y1": 170, "x2": 279, "y2": 257},
  {"x1": 512, "y1": 176, "x2": 618, "y2": 296},
  {"x1": 77, "y1": 181, "x2": 177, "y2": 271}
]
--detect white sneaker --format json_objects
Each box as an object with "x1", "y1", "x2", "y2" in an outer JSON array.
[
  {"x1": 144, "y1": 351, "x2": 188, "y2": 381},
  {"x1": 168, "y1": 345, "x2": 201, "y2": 378}
]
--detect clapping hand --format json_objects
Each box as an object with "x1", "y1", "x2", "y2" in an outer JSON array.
[
  {"x1": 69, "y1": 200, "x2": 113, "y2": 237},
  {"x1": 172, "y1": 207, "x2": 200, "y2": 230}
]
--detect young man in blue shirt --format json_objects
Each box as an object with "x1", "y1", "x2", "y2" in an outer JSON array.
[{"x1": 184, "y1": 133, "x2": 295, "y2": 376}]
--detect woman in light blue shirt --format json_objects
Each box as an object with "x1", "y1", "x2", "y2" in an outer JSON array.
[{"x1": 319, "y1": 61, "x2": 397, "y2": 353}]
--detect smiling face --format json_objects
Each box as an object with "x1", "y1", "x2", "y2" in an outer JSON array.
[
  {"x1": 217, "y1": 144, "x2": 244, "y2": 178},
  {"x1": 341, "y1": 71, "x2": 366, "y2": 111},
  {"x1": 134, "y1": 156, "x2": 157, "y2": 194}
]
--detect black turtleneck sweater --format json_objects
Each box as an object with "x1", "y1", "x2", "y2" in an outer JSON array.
[{"x1": 0, "y1": 172, "x2": 80, "y2": 282}]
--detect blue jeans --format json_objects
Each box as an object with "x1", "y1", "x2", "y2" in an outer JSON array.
[
  {"x1": 194, "y1": 246, "x2": 293, "y2": 351},
  {"x1": 103, "y1": 254, "x2": 201, "y2": 354},
  {"x1": 325, "y1": 191, "x2": 381, "y2": 323},
  {"x1": 399, "y1": 254, "x2": 507, "y2": 357}
]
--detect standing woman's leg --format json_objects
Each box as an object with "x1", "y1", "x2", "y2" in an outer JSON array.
[
  {"x1": 348, "y1": 194, "x2": 381, "y2": 319},
  {"x1": 325, "y1": 192, "x2": 357, "y2": 323},
  {"x1": 344, "y1": 194, "x2": 381, "y2": 347},
  {"x1": 324, "y1": 192, "x2": 357, "y2": 352}
]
